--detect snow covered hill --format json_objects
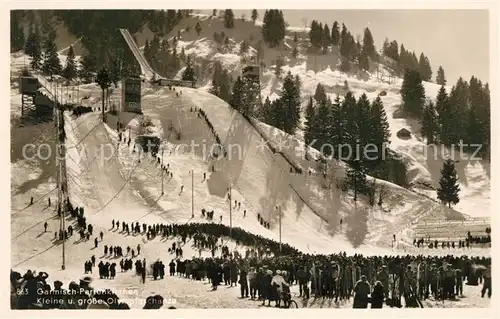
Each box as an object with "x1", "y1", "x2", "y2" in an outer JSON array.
[
  {"x1": 149, "y1": 14, "x2": 490, "y2": 220},
  {"x1": 9, "y1": 14, "x2": 491, "y2": 306}
]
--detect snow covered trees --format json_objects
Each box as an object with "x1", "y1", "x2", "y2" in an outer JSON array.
[
  {"x1": 437, "y1": 159, "x2": 460, "y2": 208},
  {"x1": 181, "y1": 56, "x2": 195, "y2": 81},
  {"x1": 436, "y1": 65, "x2": 446, "y2": 85},
  {"x1": 42, "y1": 33, "x2": 62, "y2": 79},
  {"x1": 400, "y1": 69, "x2": 426, "y2": 117},
  {"x1": 262, "y1": 10, "x2": 285, "y2": 48},
  {"x1": 224, "y1": 10, "x2": 235, "y2": 28},
  {"x1": 420, "y1": 101, "x2": 439, "y2": 145},
  {"x1": 251, "y1": 9, "x2": 258, "y2": 24},
  {"x1": 25, "y1": 23, "x2": 42, "y2": 71},
  {"x1": 63, "y1": 45, "x2": 78, "y2": 81}
]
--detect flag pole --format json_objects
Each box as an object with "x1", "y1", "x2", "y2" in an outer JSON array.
[
  {"x1": 277, "y1": 206, "x2": 282, "y2": 253},
  {"x1": 229, "y1": 186, "x2": 232, "y2": 236},
  {"x1": 161, "y1": 148, "x2": 164, "y2": 195},
  {"x1": 191, "y1": 170, "x2": 194, "y2": 218}
]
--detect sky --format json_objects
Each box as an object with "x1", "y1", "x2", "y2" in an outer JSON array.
[{"x1": 207, "y1": 9, "x2": 490, "y2": 84}]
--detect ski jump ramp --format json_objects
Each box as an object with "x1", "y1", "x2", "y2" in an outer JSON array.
[{"x1": 119, "y1": 28, "x2": 163, "y2": 81}]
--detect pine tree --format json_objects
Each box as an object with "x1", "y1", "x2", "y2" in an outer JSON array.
[
  {"x1": 466, "y1": 76, "x2": 490, "y2": 154},
  {"x1": 323, "y1": 24, "x2": 331, "y2": 50},
  {"x1": 292, "y1": 46, "x2": 298, "y2": 59},
  {"x1": 418, "y1": 53, "x2": 432, "y2": 81},
  {"x1": 357, "y1": 50, "x2": 370, "y2": 71},
  {"x1": 369, "y1": 96, "x2": 390, "y2": 151},
  {"x1": 304, "y1": 96, "x2": 316, "y2": 147},
  {"x1": 42, "y1": 35, "x2": 62, "y2": 78},
  {"x1": 420, "y1": 100, "x2": 439, "y2": 145},
  {"x1": 362, "y1": 27, "x2": 376, "y2": 60},
  {"x1": 259, "y1": 96, "x2": 275, "y2": 125},
  {"x1": 251, "y1": 9, "x2": 258, "y2": 24},
  {"x1": 435, "y1": 85, "x2": 452, "y2": 146},
  {"x1": 181, "y1": 56, "x2": 195, "y2": 81},
  {"x1": 63, "y1": 45, "x2": 78, "y2": 81},
  {"x1": 30, "y1": 44, "x2": 42, "y2": 71},
  {"x1": 277, "y1": 72, "x2": 301, "y2": 134},
  {"x1": 436, "y1": 65, "x2": 446, "y2": 85},
  {"x1": 262, "y1": 10, "x2": 285, "y2": 47},
  {"x1": 315, "y1": 98, "x2": 333, "y2": 156},
  {"x1": 437, "y1": 159, "x2": 460, "y2": 208},
  {"x1": 195, "y1": 22, "x2": 202, "y2": 36},
  {"x1": 230, "y1": 76, "x2": 244, "y2": 112},
  {"x1": 224, "y1": 9, "x2": 235, "y2": 28},
  {"x1": 400, "y1": 69, "x2": 426, "y2": 117},
  {"x1": 28, "y1": 24, "x2": 42, "y2": 71},
  {"x1": 78, "y1": 54, "x2": 97, "y2": 83},
  {"x1": 313, "y1": 83, "x2": 327, "y2": 104},
  {"x1": 341, "y1": 92, "x2": 358, "y2": 159},
  {"x1": 446, "y1": 78, "x2": 469, "y2": 146},
  {"x1": 331, "y1": 21, "x2": 340, "y2": 46},
  {"x1": 347, "y1": 159, "x2": 368, "y2": 201},
  {"x1": 25, "y1": 24, "x2": 36, "y2": 56},
  {"x1": 339, "y1": 23, "x2": 350, "y2": 58},
  {"x1": 355, "y1": 93, "x2": 372, "y2": 159}
]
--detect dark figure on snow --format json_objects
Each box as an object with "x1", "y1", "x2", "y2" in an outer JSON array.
[
  {"x1": 94, "y1": 237, "x2": 98, "y2": 248},
  {"x1": 481, "y1": 267, "x2": 492, "y2": 298},
  {"x1": 353, "y1": 275, "x2": 371, "y2": 308},
  {"x1": 141, "y1": 267, "x2": 146, "y2": 284},
  {"x1": 30, "y1": 197, "x2": 33, "y2": 205},
  {"x1": 100, "y1": 231, "x2": 104, "y2": 241},
  {"x1": 239, "y1": 268, "x2": 249, "y2": 298},
  {"x1": 169, "y1": 260, "x2": 176, "y2": 276},
  {"x1": 371, "y1": 281, "x2": 385, "y2": 308},
  {"x1": 44, "y1": 222, "x2": 48, "y2": 232},
  {"x1": 48, "y1": 198, "x2": 51, "y2": 206}
]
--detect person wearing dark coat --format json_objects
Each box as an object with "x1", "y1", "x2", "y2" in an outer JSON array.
[
  {"x1": 210, "y1": 263, "x2": 220, "y2": 290},
  {"x1": 239, "y1": 268, "x2": 249, "y2": 298},
  {"x1": 159, "y1": 262, "x2": 165, "y2": 279},
  {"x1": 261, "y1": 270, "x2": 273, "y2": 306},
  {"x1": 371, "y1": 281, "x2": 385, "y2": 308},
  {"x1": 223, "y1": 263, "x2": 231, "y2": 285},
  {"x1": 110, "y1": 263, "x2": 116, "y2": 279},
  {"x1": 230, "y1": 262, "x2": 238, "y2": 287},
  {"x1": 353, "y1": 275, "x2": 371, "y2": 308},
  {"x1": 169, "y1": 261, "x2": 176, "y2": 276}
]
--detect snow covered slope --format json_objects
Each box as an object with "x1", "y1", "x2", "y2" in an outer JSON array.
[{"x1": 166, "y1": 29, "x2": 489, "y2": 219}]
